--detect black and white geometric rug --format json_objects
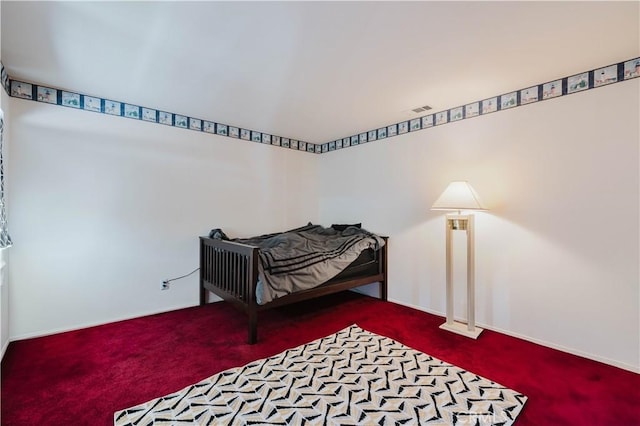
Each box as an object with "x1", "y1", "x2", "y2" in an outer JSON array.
[{"x1": 114, "y1": 325, "x2": 527, "y2": 425}]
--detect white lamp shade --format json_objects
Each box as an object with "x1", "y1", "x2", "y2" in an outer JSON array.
[{"x1": 431, "y1": 181, "x2": 487, "y2": 211}]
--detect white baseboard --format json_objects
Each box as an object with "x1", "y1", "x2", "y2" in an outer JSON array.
[
  {"x1": 9, "y1": 302, "x2": 204, "y2": 342},
  {"x1": 1, "y1": 337, "x2": 9, "y2": 360},
  {"x1": 388, "y1": 297, "x2": 640, "y2": 374},
  {"x1": 8, "y1": 295, "x2": 639, "y2": 374}
]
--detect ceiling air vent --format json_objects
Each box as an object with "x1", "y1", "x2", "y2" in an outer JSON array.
[{"x1": 411, "y1": 105, "x2": 433, "y2": 114}]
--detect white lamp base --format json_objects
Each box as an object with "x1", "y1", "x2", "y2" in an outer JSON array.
[{"x1": 439, "y1": 321, "x2": 484, "y2": 339}]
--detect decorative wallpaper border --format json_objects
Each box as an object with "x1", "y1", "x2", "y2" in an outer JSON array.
[
  {"x1": 2, "y1": 57, "x2": 639, "y2": 155},
  {"x1": 0, "y1": 61, "x2": 320, "y2": 155},
  {"x1": 1, "y1": 62, "x2": 9, "y2": 95},
  {"x1": 320, "y1": 56, "x2": 640, "y2": 153}
]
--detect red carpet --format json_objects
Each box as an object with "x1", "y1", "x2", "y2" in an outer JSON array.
[{"x1": 2, "y1": 292, "x2": 639, "y2": 425}]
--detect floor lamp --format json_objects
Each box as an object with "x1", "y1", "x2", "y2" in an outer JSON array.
[{"x1": 431, "y1": 181, "x2": 487, "y2": 339}]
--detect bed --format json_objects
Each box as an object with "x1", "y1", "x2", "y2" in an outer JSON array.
[{"x1": 199, "y1": 224, "x2": 388, "y2": 344}]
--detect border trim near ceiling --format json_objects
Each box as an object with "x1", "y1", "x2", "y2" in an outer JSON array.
[
  {"x1": 1, "y1": 64, "x2": 8, "y2": 96},
  {"x1": 0, "y1": 62, "x2": 320, "y2": 155},
  {"x1": 3, "y1": 57, "x2": 639, "y2": 155},
  {"x1": 321, "y1": 57, "x2": 640, "y2": 153}
]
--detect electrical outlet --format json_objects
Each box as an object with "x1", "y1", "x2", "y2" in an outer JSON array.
[{"x1": 161, "y1": 280, "x2": 170, "y2": 290}]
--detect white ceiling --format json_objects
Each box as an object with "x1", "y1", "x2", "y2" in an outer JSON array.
[{"x1": 2, "y1": 1, "x2": 639, "y2": 143}]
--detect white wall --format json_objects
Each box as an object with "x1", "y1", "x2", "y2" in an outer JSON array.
[
  {"x1": 0, "y1": 88, "x2": 10, "y2": 358},
  {"x1": 319, "y1": 80, "x2": 640, "y2": 372},
  {"x1": 0, "y1": 0, "x2": 9, "y2": 359},
  {"x1": 5, "y1": 75, "x2": 639, "y2": 373},
  {"x1": 7, "y1": 99, "x2": 318, "y2": 339},
  {"x1": 0, "y1": 245, "x2": 8, "y2": 358}
]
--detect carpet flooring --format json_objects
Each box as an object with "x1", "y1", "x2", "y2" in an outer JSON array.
[
  {"x1": 2, "y1": 292, "x2": 639, "y2": 425},
  {"x1": 115, "y1": 325, "x2": 528, "y2": 425}
]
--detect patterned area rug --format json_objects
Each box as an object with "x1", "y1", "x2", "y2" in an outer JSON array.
[{"x1": 114, "y1": 325, "x2": 527, "y2": 425}]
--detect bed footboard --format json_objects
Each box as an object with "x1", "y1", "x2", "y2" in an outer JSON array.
[
  {"x1": 200, "y1": 235, "x2": 388, "y2": 345},
  {"x1": 199, "y1": 237, "x2": 259, "y2": 342}
]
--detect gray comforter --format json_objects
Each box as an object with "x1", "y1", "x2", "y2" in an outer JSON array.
[{"x1": 232, "y1": 224, "x2": 385, "y2": 305}]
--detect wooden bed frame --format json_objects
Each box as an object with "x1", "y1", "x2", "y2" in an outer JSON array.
[{"x1": 199, "y1": 236, "x2": 388, "y2": 344}]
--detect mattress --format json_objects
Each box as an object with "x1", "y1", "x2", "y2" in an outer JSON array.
[
  {"x1": 256, "y1": 247, "x2": 381, "y2": 305},
  {"x1": 327, "y1": 248, "x2": 379, "y2": 282},
  {"x1": 250, "y1": 225, "x2": 385, "y2": 305}
]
